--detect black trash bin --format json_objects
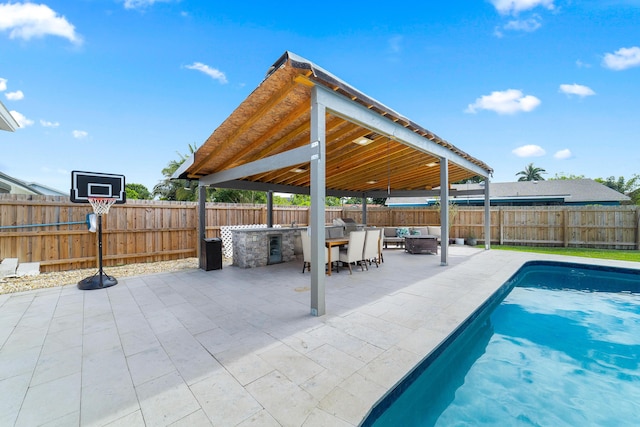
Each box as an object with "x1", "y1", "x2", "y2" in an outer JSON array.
[{"x1": 201, "y1": 238, "x2": 223, "y2": 271}]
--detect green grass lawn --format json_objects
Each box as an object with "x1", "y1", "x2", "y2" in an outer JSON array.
[{"x1": 492, "y1": 245, "x2": 640, "y2": 262}]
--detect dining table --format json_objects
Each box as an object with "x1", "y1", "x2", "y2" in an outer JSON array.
[{"x1": 325, "y1": 237, "x2": 349, "y2": 276}]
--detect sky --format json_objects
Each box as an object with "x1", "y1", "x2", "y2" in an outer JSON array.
[{"x1": 1, "y1": 0, "x2": 639, "y2": 195}]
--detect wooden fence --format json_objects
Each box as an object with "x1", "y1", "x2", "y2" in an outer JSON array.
[
  {"x1": 1, "y1": 195, "x2": 638, "y2": 272},
  {"x1": 350, "y1": 205, "x2": 640, "y2": 250}
]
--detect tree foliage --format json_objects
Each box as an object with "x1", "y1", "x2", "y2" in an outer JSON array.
[
  {"x1": 549, "y1": 173, "x2": 586, "y2": 180},
  {"x1": 125, "y1": 183, "x2": 152, "y2": 200},
  {"x1": 340, "y1": 196, "x2": 385, "y2": 206},
  {"x1": 210, "y1": 188, "x2": 266, "y2": 204},
  {"x1": 516, "y1": 163, "x2": 546, "y2": 181},
  {"x1": 594, "y1": 175, "x2": 640, "y2": 195},
  {"x1": 154, "y1": 145, "x2": 301, "y2": 204},
  {"x1": 270, "y1": 194, "x2": 343, "y2": 206},
  {"x1": 454, "y1": 176, "x2": 484, "y2": 184},
  {"x1": 153, "y1": 143, "x2": 199, "y2": 201}
]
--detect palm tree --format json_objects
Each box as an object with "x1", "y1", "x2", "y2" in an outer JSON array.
[
  {"x1": 516, "y1": 163, "x2": 546, "y2": 181},
  {"x1": 153, "y1": 144, "x2": 199, "y2": 201},
  {"x1": 154, "y1": 144, "x2": 268, "y2": 203}
]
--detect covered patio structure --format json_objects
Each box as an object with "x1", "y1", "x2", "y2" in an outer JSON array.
[{"x1": 176, "y1": 51, "x2": 493, "y2": 316}]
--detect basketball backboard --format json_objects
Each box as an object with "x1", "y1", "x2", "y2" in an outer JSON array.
[{"x1": 70, "y1": 171, "x2": 126, "y2": 204}]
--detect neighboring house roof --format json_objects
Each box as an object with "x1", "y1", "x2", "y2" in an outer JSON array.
[
  {"x1": 0, "y1": 100, "x2": 19, "y2": 132},
  {"x1": 0, "y1": 171, "x2": 66, "y2": 196},
  {"x1": 386, "y1": 179, "x2": 630, "y2": 206}
]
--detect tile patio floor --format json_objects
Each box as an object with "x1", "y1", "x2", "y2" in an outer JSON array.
[{"x1": 1, "y1": 246, "x2": 638, "y2": 426}]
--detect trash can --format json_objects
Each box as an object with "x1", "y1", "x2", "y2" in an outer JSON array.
[{"x1": 201, "y1": 238, "x2": 223, "y2": 271}]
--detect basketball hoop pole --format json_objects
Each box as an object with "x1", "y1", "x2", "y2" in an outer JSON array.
[
  {"x1": 78, "y1": 197, "x2": 118, "y2": 290},
  {"x1": 96, "y1": 213, "x2": 106, "y2": 286}
]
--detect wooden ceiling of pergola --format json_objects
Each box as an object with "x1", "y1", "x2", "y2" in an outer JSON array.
[{"x1": 179, "y1": 52, "x2": 492, "y2": 195}]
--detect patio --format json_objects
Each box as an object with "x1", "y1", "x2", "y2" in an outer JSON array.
[{"x1": 2, "y1": 247, "x2": 637, "y2": 426}]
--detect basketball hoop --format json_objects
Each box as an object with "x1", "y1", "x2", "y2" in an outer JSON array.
[
  {"x1": 72, "y1": 171, "x2": 124, "y2": 290},
  {"x1": 88, "y1": 197, "x2": 116, "y2": 216}
]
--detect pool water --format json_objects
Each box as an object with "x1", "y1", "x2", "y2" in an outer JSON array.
[{"x1": 364, "y1": 261, "x2": 640, "y2": 426}]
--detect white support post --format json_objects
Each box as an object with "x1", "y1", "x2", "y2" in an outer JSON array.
[
  {"x1": 440, "y1": 158, "x2": 449, "y2": 266},
  {"x1": 198, "y1": 185, "x2": 207, "y2": 270},
  {"x1": 310, "y1": 86, "x2": 326, "y2": 316},
  {"x1": 362, "y1": 193, "x2": 367, "y2": 225},
  {"x1": 267, "y1": 190, "x2": 273, "y2": 228},
  {"x1": 484, "y1": 178, "x2": 491, "y2": 250}
]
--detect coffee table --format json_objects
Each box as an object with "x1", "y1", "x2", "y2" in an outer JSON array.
[{"x1": 404, "y1": 235, "x2": 438, "y2": 254}]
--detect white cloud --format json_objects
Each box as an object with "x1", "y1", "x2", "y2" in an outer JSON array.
[
  {"x1": 503, "y1": 17, "x2": 542, "y2": 32},
  {"x1": 9, "y1": 110, "x2": 33, "y2": 128},
  {"x1": 40, "y1": 119, "x2": 60, "y2": 128},
  {"x1": 124, "y1": 0, "x2": 174, "y2": 10},
  {"x1": 5, "y1": 90, "x2": 24, "y2": 101},
  {"x1": 491, "y1": 0, "x2": 555, "y2": 15},
  {"x1": 576, "y1": 60, "x2": 591, "y2": 68},
  {"x1": 465, "y1": 89, "x2": 541, "y2": 115},
  {"x1": 559, "y1": 83, "x2": 595, "y2": 97},
  {"x1": 554, "y1": 149, "x2": 572, "y2": 159},
  {"x1": 0, "y1": 78, "x2": 6, "y2": 91},
  {"x1": 602, "y1": 46, "x2": 640, "y2": 70},
  {"x1": 72, "y1": 130, "x2": 88, "y2": 139},
  {"x1": 0, "y1": 2, "x2": 82, "y2": 44},
  {"x1": 512, "y1": 144, "x2": 546, "y2": 157},
  {"x1": 185, "y1": 62, "x2": 228, "y2": 84}
]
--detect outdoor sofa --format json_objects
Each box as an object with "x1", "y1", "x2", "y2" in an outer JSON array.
[{"x1": 383, "y1": 226, "x2": 442, "y2": 249}]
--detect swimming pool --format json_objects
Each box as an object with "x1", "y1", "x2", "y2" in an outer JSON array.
[{"x1": 363, "y1": 260, "x2": 640, "y2": 426}]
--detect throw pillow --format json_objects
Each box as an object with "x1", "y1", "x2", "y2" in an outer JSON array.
[{"x1": 396, "y1": 227, "x2": 409, "y2": 238}]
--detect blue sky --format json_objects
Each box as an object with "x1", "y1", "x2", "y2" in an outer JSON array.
[{"x1": 1, "y1": 0, "x2": 639, "y2": 194}]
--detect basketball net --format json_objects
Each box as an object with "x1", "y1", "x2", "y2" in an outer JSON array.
[{"x1": 88, "y1": 197, "x2": 116, "y2": 216}]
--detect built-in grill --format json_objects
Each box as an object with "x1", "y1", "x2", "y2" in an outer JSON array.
[
  {"x1": 231, "y1": 228, "x2": 298, "y2": 269},
  {"x1": 268, "y1": 234, "x2": 283, "y2": 264}
]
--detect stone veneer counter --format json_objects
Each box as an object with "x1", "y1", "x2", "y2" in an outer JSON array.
[{"x1": 231, "y1": 227, "x2": 303, "y2": 268}]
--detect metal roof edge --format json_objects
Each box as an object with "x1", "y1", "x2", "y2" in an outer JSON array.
[
  {"x1": 0, "y1": 170, "x2": 44, "y2": 194},
  {"x1": 275, "y1": 51, "x2": 492, "y2": 175},
  {"x1": 0, "y1": 100, "x2": 19, "y2": 132}
]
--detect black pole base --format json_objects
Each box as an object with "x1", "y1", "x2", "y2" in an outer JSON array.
[{"x1": 77, "y1": 273, "x2": 118, "y2": 290}]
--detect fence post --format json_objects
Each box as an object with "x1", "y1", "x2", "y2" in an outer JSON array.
[
  {"x1": 499, "y1": 207, "x2": 504, "y2": 245},
  {"x1": 636, "y1": 206, "x2": 640, "y2": 250},
  {"x1": 563, "y1": 208, "x2": 569, "y2": 247}
]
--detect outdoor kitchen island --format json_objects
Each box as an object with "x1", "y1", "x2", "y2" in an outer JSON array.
[{"x1": 231, "y1": 227, "x2": 303, "y2": 268}]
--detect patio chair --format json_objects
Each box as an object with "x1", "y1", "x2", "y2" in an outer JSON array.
[
  {"x1": 363, "y1": 228, "x2": 381, "y2": 268},
  {"x1": 338, "y1": 230, "x2": 366, "y2": 274},
  {"x1": 300, "y1": 231, "x2": 338, "y2": 273}
]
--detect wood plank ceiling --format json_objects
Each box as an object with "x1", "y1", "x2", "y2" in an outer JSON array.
[{"x1": 179, "y1": 52, "x2": 492, "y2": 195}]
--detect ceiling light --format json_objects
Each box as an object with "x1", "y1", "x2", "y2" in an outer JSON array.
[
  {"x1": 425, "y1": 161, "x2": 439, "y2": 167},
  {"x1": 366, "y1": 180, "x2": 377, "y2": 184},
  {"x1": 290, "y1": 167, "x2": 306, "y2": 173},
  {"x1": 353, "y1": 136, "x2": 374, "y2": 146}
]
